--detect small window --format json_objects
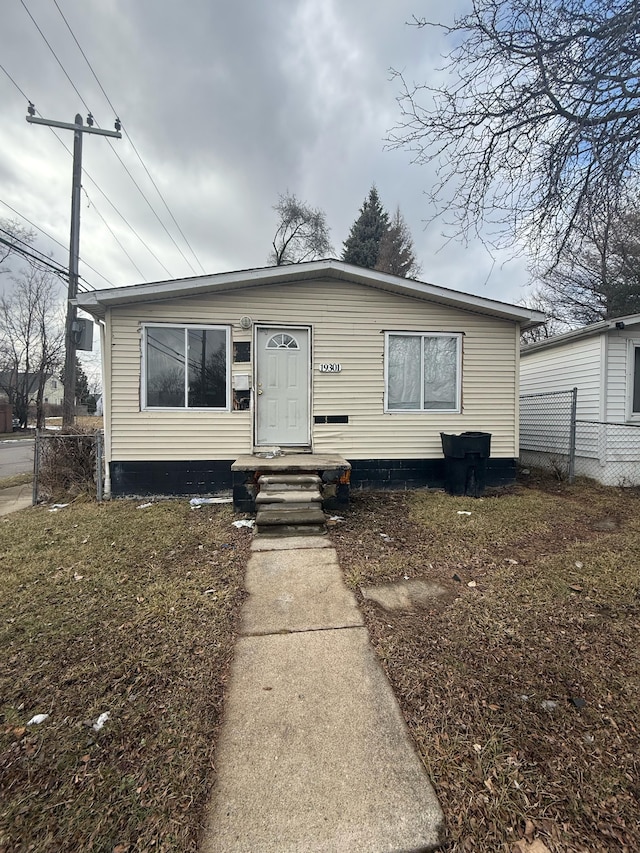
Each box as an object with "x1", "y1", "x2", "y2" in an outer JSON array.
[
  {"x1": 266, "y1": 333, "x2": 299, "y2": 349},
  {"x1": 143, "y1": 325, "x2": 230, "y2": 409},
  {"x1": 233, "y1": 341, "x2": 251, "y2": 363},
  {"x1": 385, "y1": 332, "x2": 461, "y2": 412}
]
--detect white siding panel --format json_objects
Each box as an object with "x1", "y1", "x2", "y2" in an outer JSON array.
[
  {"x1": 520, "y1": 337, "x2": 602, "y2": 420},
  {"x1": 605, "y1": 331, "x2": 640, "y2": 422},
  {"x1": 107, "y1": 279, "x2": 519, "y2": 461}
]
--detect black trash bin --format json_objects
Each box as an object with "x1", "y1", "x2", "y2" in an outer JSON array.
[{"x1": 440, "y1": 431, "x2": 491, "y2": 497}]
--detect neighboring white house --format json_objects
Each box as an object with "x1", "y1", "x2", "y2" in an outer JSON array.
[
  {"x1": 520, "y1": 315, "x2": 640, "y2": 486},
  {"x1": 0, "y1": 372, "x2": 64, "y2": 408},
  {"x1": 75, "y1": 260, "x2": 543, "y2": 500}
]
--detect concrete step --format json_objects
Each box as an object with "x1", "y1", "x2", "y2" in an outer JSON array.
[
  {"x1": 256, "y1": 507, "x2": 326, "y2": 526},
  {"x1": 258, "y1": 474, "x2": 322, "y2": 491},
  {"x1": 255, "y1": 523, "x2": 327, "y2": 537},
  {"x1": 256, "y1": 490, "x2": 322, "y2": 505}
]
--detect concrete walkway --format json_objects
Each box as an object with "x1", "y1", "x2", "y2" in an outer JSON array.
[
  {"x1": 200, "y1": 535, "x2": 444, "y2": 853},
  {"x1": 0, "y1": 482, "x2": 33, "y2": 516}
]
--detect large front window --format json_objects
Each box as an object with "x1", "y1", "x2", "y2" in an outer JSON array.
[
  {"x1": 385, "y1": 332, "x2": 461, "y2": 412},
  {"x1": 143, "y1": 325, "x2": 230, "y2": 409}
]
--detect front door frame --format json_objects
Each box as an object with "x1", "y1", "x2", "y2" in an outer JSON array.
[{"x1": 253, "y1": 324, "x2": 312, "y2": 448}]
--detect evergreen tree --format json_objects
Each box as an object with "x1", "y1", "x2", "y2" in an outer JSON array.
[
  {"x1": 342, "y1": 186, "x2": 389, "y2": 269},
  {"x1": 375, "y1": 207, "x2": 422, "y2": 279},
  {"x1": 60, "y1": 356, "x2": 90, "y2": 404}
]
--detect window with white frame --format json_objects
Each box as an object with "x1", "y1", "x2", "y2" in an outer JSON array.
[
  {"x1": 143, "y1": 324, "x2": 230, "y2": 409},
  {"x1": 632, "y1": 344, "x2": 640, "y2": 416},
  {"x1": 385, "y1": 332, "x2": 461, "y2": 412}
]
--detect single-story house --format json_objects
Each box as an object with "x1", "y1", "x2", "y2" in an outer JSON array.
[
  {"x1": 75, "y1": 260, "x2": 543, "y2": 505},
  {"x1": 520, "y1": 314, "x2": 640, "y2": 485}
]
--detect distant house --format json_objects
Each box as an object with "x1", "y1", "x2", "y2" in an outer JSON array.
[
  {"x1": 75, "y1": 260, "x2": 543, "y2": 501},
  {"x1": 0, "y1": 372, "x2": 64, "y2": 408},
  {"x1": 521, "y1": 315, "x2": 640, "y2": 485}
]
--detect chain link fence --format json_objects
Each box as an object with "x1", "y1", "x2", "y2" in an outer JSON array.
[
  {"x1": 520, "y1": 389, "x2": 640, "y2": 486},
  {"x1": 33, "y1": 430, "x2": 104, "y2": 504},
  {"x1": 520, "y1": 389, "x2": 577, "y2": 482},
  {"x1": 573, "y1": 420, "x2": 640, "y2": 486}
]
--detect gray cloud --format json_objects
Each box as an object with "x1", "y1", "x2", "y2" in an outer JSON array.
[{"x1": 1, "y1": 0, "x2": 532, "y2": 305}]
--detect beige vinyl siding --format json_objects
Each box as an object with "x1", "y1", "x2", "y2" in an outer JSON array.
[{"x1": 107, "y1": 279, "x2": 519, "y2": 461}]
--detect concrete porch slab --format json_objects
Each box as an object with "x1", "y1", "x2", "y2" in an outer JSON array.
[{"x1": 231, "y1": 453, "x2": 351, "y2": 473}]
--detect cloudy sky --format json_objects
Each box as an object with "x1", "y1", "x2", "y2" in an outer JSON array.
[{"x1": 1, "y1": 0, "x2": 533, "y2": 307}]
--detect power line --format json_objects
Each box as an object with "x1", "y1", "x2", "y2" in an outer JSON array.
[
  {"x1": 0, "y1": 66, "x2": 125, "y2": 288},
  {"x1": 0, "y1": 61, "x2": 30, "y2": 101},
  {"x1": 19, "y1": 0, "x2": 91, "y2": 114},
  {"x1": 82, "y1": 188, "x2": 146, "y2": 281},
  {"x1": 0, "y1": 234, "x2": 67, "y2": 277},
  {"x1": 0, "y1": 196, "x2": 109, "y2": 288},
  {"x1": 52, "y1": 0, "x2": 207, "y2": 276},
  {"x1": 25, "y1": 0, "x2": 201, "y2": 277},
  {"x1": 16, "y1": 5, "x2": 175, "y2": 280}
]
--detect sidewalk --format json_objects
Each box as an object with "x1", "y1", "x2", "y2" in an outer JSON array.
[
  {"x1": 200, "y1": 535, "x2": 444, "y2": 853},
  {"x1": 0, "y1": 482, "x2": 33, "y2": 516}
]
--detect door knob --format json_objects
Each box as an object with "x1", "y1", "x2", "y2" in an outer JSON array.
[{"x1": 257, "y1": 390, "x2": 263, "y2": 395}]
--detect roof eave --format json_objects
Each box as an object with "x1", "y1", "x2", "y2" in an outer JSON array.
[
  {"x1": 74, "y1": 260, "x2": 546, "y2": 326},
  {"x1": 522, "y1": 313, "x2": 640, "y2": 354}
]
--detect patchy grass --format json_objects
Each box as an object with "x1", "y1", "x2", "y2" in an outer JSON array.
[
  {"x1": 333, "y1": 475, "x2": 640, "y2": 852},
  {"x1": 0, "y1": 473, "x2": 32, "y2": 491},
  {"x1": 0, "y1": 500, "x2": 250, "y2": 852}
]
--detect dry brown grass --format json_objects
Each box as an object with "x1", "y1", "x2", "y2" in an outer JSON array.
[
  {"x1": 0, "y1": 473, "x2": 31, "y2": 491},
  {"x1": 0, "y1": 500, "x2": 251, "y2": 852},
  {"x1": 333, "y1": 474, "x2": 640, "y2": 852}
]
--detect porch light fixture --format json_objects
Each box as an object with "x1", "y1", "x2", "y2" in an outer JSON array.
[{"x1": 240, "y1": 316, "x2": 252, "y2": 329}]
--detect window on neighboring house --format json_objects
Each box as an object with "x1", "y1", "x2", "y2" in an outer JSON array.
[
  {"x1": 143, "y1": 324, "x2": 230, "y2": 409},
  {"x1": 385, "y1": 332, "x2": 462, "y2": 412},
  {"x1": 633, "y1": 345, "x2": 640, "y2": 415}
]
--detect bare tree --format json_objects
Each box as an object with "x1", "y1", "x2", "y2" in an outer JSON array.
[
  {"x1": 0, "y1": 219, "x2": 37, "y2": 271},
  {"x1": 388, "y1": 0, "x2": 640, "y2": 260},
  {"x1": 269, "y1": 192, "x2": 334, "y2": 265},
  {"x1": 518, "y1": 287, "x2": 570, "y2": 344},
  {"x1": 534, "y1": 206, "x2": 640, "y2": 327},
  {"x1": 0, "y1": 267, "x2": 64, "y2": 428}
]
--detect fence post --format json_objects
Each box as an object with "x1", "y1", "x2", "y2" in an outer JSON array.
[
  {"x1": 95, "y1": 430, "x2": 103, "y2": 502},
  {"x1": 32, "y1": 430, "x2": 40, "y2": 505},
  {"x1": 567, "y1": 387, "x2": 577, "y2": 484}
]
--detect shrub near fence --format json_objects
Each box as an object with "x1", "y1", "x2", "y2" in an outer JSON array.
[{"x1": 33, "y1": 430, "x2": 104, "y2": 504}]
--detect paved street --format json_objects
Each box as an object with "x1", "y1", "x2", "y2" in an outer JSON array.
[{"x1": 0, "y1": 439, "x2": 34, "y2": 478}]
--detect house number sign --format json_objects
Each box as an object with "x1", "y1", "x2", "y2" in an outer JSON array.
[{"x1": 319, "y1": 363, "x2": 342, "y2": 373}]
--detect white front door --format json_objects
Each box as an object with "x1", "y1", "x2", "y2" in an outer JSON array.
[{"x1": 255, "y1": 326, "x2": 310, "y2": 446}]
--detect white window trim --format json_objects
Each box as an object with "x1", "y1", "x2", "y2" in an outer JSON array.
[
  {"x1": 627, "y1": 340, "x2": 640, "y2": 422},
  {"x1": 384, "y1": 331, "x2": 462, "y2": 414},
  {"x1": 141, "y1": 323, "x2": 231, "y2": 411}
]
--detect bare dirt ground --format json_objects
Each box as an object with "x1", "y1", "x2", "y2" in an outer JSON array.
[{"x1": 331, "y1": 472, "x2": 640, "y2": 853}]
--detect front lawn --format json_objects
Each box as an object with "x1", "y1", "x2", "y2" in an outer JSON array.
[
  {"x1": 332, "y1": 475, "x2": 640, "y2": 852},
  {"x1": 0, "y1": 499, "x2": 250, "y2": 852}
]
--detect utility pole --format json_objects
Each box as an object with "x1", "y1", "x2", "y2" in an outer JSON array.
[{"x1": 26, "y1": 107, "x2": 121, "y2": 426}]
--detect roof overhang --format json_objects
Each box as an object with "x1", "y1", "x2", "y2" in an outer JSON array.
[
  {"x1": 521, "y1": 313, "x2": 640, "y2": 355},
  {"x1": 75, "y1": 259, "x2": 545, "y2": 329}
]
